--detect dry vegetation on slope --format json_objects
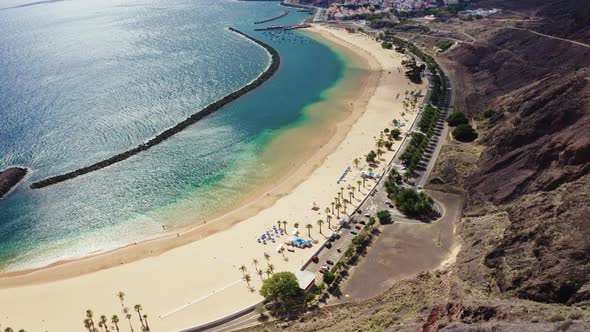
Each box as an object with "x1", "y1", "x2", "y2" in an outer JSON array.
[{"x1": 243, "y1": 3, "x2": 590, "y2": 330}]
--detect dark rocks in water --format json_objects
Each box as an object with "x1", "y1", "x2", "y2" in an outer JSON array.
[
  {"x1": 30, "y1": 28, "x2": 281, "y2": 190},
  {"x1": 0, "y1": 167, "x2": 27, "y2": 198}
]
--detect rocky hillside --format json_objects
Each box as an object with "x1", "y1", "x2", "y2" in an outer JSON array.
[
  {"x1": 442, "y1": 20, "x2": 590, "y2": 306},
  {"x1": 244, "y1": 3, "x2": 590, "y2": 330}
]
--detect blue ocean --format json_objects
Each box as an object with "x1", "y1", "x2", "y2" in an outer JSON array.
[{"x1": 0, "y1": 0, "x2": 345, "y2": 271}]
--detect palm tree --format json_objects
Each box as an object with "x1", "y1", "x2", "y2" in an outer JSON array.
[
  {"x1": 18, "y1": 329, "x2": 26, "y2": 332},
  {"x1": 353, "y1": 158, "x2": 360, "y2": 168},
  {"x1": 116, "y1": 291, "x2": 126, "y2": 308},
  {"x1": 357, "y1": 180, "x2": 362, "y2": 191},
  {"x1": 342, "y1": 199, "x2": 349, "y2": 214},
  {"x1": 316, "y1": 219, "x2": 324, "y2": 234},
  {"x1": 111, "y1": 315, "x2": 120, "y2": 332},
  {"x1": 263, "y1": 252, "x2": 270, "y2": 262},
  {"x1": 282, "y1": 220, "x2": 287, "y2": 231},
  {"x1": 294, "y1": 222, "x2": 299, "y2": 229},
  {"x1": 239, "y1": 264, "x2": 247, "y2": 275},
  {"x1": 268, "y1": 264, "x2": 275, "y2": 274},
  {"x1": 252, "y1": 258, "x2": 259, "y2": 270},
  {"x1": 125, "y1": 312, "x2": 134, "y2": 332},
  {"x1": 4, "y1": 329, "x2": 13, "y2": 332},
  {"x1": 278, "y1": 247, "x2": 286, "y2": 259},
  {"x1": 362, "y1": 176, "x2": 367, "y2": 187},
  {"x1": 351, "y1": 187, "x2": 356, "y2": 198},
  {"x1": 349, "y1": 190, "x2": 353, "y2": 202},
  {"x1": 326, "y1": 214, "x2": 332, "y2": 229},
  {"x1": 330, "y1": 202, "x2": 335, "y2": 214},
  {"x1": 100, "y1": 315, "x2": 108, "y2": 332},
  {"x1": 276, "y1": 220, "x2": 281, "y2": 229},
  {"x1": 83, "y1": 319, "x2": 92, "y2": 332},
  {"x1": 115, "y1": 291, "x2": 125, "y2": 307},
  {"x1": 86, "y1": 310, "x2": 95, "y2": 330},
  {"x1": 340, "y1": 187, "x2": 344, "y2": 197},
  {"x1": 306, "y1": 224, "x2": 313, "y2": 237},
  {"x1": 243, "y1": 274, "x2": 252, "y2": 287},
  {"x1": 265, "y1": 268, "x2": 272, "y2": 278},
  {"x1": 325, "y1": 207, "x2": 331, "y2": 220},
  {"x1": 257, "y1": 269, "x2": 264, "y2": 280},
  {"x1": 142, "y1": 314, "x2": 150, "y2": 331},
  {"x1": 134, "y1": 304, "x2": 144, "y2": 330},
  {"x1": 335, "y1": 203, "x2": 341, "y2": 218}
]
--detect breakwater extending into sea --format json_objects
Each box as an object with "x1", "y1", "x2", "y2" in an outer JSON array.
[
  {"x1": 29, "y1": 28, "x2": 281, "y2": 190},
  {"x1": 254, "y1": 10, "x2": 288, "y2": 24}
]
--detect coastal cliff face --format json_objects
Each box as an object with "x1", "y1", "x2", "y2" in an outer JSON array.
[
  {"x1": 444, "y1": 23, "x2": 590, "y2": 305},
  {"x1": 0, "y1": 167, "x2": 27, "y2": 198}
]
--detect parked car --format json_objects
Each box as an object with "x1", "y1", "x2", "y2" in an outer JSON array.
[
  {"x1": 359, "y1": 221, "x2": 366, "y2": 225},
  {"x1": 325, "y1": 242, "x2": 332, "y2": 249},
  {"x1": 311, "y1": 255, "x2": 319, "y2": 263},
  {"x1": 326, "y1": 260, "x2": 334, "y2": 265},
  {"x1": 356, "y1": 209, "x2": 362, "y2": 214},
  {"x1": 351, "y1": 230, "x2": 358, "y2": 235},
  {"x1": 364, "y1": 213, "x2": 371, "y2": 218},
  {"x1": 355, "y1": 225, "x2": 362, "y2": 230},
  {"x1": 319, "y1": 265, "x2": 329, "y2": 273}
]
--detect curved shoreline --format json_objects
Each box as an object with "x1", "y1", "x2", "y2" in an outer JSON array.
[
  {"x1": 253, "y1": 10, "x2": 288, "y2": 24},
  {"x1": 0, "y1": 25, "x2": 378, "y2": 284},
  {"x1": 30, "y1": 28, "x2": 280, "y2": 190}
]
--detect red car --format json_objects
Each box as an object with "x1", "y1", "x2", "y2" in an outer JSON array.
[
  {"x1": 311, "y1": 255, "x2": 319, "y2": 263},
  {"x1": 355, "y1": 225, "x2": 362, "y2": 230}
]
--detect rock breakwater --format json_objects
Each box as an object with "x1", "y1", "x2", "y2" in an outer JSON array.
[{"x1": 30, "y1": 28, "x2": 281, "y2": 189}]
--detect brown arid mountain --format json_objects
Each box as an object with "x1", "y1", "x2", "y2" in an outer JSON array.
[{"x1": 243, "y1": 1, "x2": 590, "y2": 331}]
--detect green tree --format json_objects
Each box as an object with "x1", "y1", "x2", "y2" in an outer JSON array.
[
  {"x1": 376, "y1": 210, "x2": 392, "y2": 224},
  {"x1": 259, "y1": 272, "x2": 302, "y2": 304},
  {"x1": 134, "y1": 304, "x2": 144, "y2": 330},
  {"x1": 85, "y1": 310, "x2": 95, "y2": 330},
  {"x1": 323, "y1": 271, "x2": 336, "y2": 284},
  {"x1": 142, "y1": 314, "x2": 150, "y2": 331},
  {"x1": 446, "y1": 111, "x2": 468, "y2": 126},
  {"x1": 100, "y1": 315, "x2": 108, "y2": 332},
  {"x1": 116, "y1": 291, "x2": 126, "y2": 308},
  {"x1": 111, "y1": 315, "x2": 120, "y2": 332},
  {"x1": 452, "y1": 124, "x2": 478, "y2": 142},
  {"x1": 316, "y1": 219, "x2": 324, "y2": 234},
  {"x1": 366, "y1": 150, "x2": 377, "y2": 163},
  {"x1": 306, "y1": 224, "x2": 313, "y2": 237}
]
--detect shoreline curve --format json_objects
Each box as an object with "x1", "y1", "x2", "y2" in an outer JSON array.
[{"x1": 30, "y1": 27, "x2": 280, "y2": 189}]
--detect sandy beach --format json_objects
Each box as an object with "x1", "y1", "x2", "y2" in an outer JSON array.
[{"x1": 0, "y1": 24, "x2": 426, "y2": 331}]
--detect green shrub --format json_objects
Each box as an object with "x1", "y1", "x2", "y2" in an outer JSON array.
[
  {"x1": 569, "y1": 312, "x2": 583, "y2": 320},
  {"x1": 391, "y1": 128, "x2": 401, "y2": 139},
  {"x1": 446, "y1": 111, "x2": 468, "y2": 126},
  {"x1": 548, "y1": 313, "x2": 565, "y2": 322},
  {"x1": 452, "y1": 124, "x2": 478, "y2": 142},
  {"x1": 483, "y1": 108, "x2": 496, "y2": 118},
  {"x1": 437, "y1": 40, "x2": 454, "y2": 51},
  {"x1": 381, "y1": 41, "x2": 393, "y2": 49}
]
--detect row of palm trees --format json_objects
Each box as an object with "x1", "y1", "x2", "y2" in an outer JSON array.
[
  {"x1": 82, "y1": 291, "x2": 150, "y2": 332},
  {"x1": 239, "y1": 252, "x2": 278, "y2": 292}
]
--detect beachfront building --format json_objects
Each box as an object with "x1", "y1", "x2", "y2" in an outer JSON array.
[{"x1": 295, "y1": 270, "x2": 317, "y2": 293}]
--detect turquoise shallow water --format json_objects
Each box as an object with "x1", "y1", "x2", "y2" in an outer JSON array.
[{"x1": 0, "y1": 0, "x2": 345, "y2": 271}]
